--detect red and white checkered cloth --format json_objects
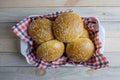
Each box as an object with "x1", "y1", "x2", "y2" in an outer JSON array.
[{"x1": 12, "y1": 10, "x2": 108, "y2": 70}]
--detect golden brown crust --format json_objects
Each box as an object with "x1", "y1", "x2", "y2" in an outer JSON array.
[
  {"x1": 36, "y1": 40, "x2": 64, "y2": 62},
  {"x1": 28, "y1": 18, "x2": 54, "y2": 45},
  {"x1": 53, "y1": 12, "x2": 83, "y2": 43},
  {"x1": 66, "y1": 38, "x2": 94, "y2": 62},
  {"x1": 79, "y1": 28, "x2": 89, "y2": 38}
]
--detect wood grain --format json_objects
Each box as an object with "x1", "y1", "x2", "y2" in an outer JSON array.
[
  {"x1": 101, "y1": 21, "x2": 120, "y2": 38},
  {"x1": 104, "y1": 38, "x2": 120, "y2": 52},
  {"x1": 0, "y1": 39, "x2": 20, "y2": 52},
  {"x1": 0, "y1": 7, "x2": 120, "y2": 22},
  {"x1": 0, "y1": 0, "x2": 120, "y2": 8},
  {"x1": 0, "y1": 53, "x2": 30, "y2": 66},
  {"x1": 0, "y1": 23, "x2": 17, "y2": 38}
]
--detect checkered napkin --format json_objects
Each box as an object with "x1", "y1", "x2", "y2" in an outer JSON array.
[{"x1": 12, "y1": 10, "x2": 108, "y2": 70}]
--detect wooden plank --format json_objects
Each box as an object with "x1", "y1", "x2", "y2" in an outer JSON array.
[
  {"x1": 0, "y1": 39, "x2": 20, "y2": 52},
  {"x1": 0, "y1": 0, "x2": 120, "y2": 8},
  {"x1": 0, "y1": 52, "x2": 119, "y2": 67},
  {"x1": 0, "y1": 7, "x2": 120, "y2": 22},
  {"x1": 0, "y1": 22, "x2": 120, "y2": 52},
  {"x1": 0, "y1": 22, "x2": 17, "y2": 38},
  {"x1": 105, "y1": 38, "x2": 120, "y2": 52},
  {"x1": 0, "y1": 53, "x2": 30, "y2": 66},
  {"x1": 0, "y1": 66, "x2": 120, "y2": 80},
  {"x1": 104, "y1": 52, "x2": 120, "y2": 67},
  {"x1": 101, "y1": 21, "x2": 120, "y2": 38}
]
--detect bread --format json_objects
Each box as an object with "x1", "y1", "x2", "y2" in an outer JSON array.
[
  {"x1": 79, "y1": 28, "x2": 89, "y2": 38},
  {"x1": 53, "y1": 12, "x2": 83, "y2": 43},
  {"x1": 28, "y1": 18, "x2": 54, "y2": 45},
  {"x1": 66, "y1": 38, "x2": 94, "y2": 62},
  {"x1": 36, "y1": 40, "x2": 64, "y2": 62}
]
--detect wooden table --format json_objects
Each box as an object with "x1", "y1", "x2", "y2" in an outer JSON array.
[{"x1": 0, "y1": 0, "x2": 120, "y2": 80}]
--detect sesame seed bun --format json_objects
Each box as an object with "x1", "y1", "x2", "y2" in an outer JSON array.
[
  {"x1": 36, "y1": 40, "x2": 64, "y2": 62},
  {"x1": 28, "y1": 18, "x2": 54, "y2": 45},
  {"x1": 53, "y1": 12, "x2": 83, "y2": 43},
  {"x1": 66, "y1": 38, "x2": 94, "y2": 62}
]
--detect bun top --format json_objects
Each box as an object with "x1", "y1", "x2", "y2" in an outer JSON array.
[
  {"x1": 36, "y1": 40, "x2": 64, "y2": 62},
  {"x1": 66, "y1": 38, "x2": 95, "y2": 62},
  {"x1": 53, "y1": 12, "x2": 83, "y2": 43},
  {"x1": 28, "y1": 18, "x2": 54, "y2": 45}
]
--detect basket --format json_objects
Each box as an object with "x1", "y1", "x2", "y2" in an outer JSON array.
[{"x1": 12, "y1": 10, "x2": 108, "y2": 70}]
